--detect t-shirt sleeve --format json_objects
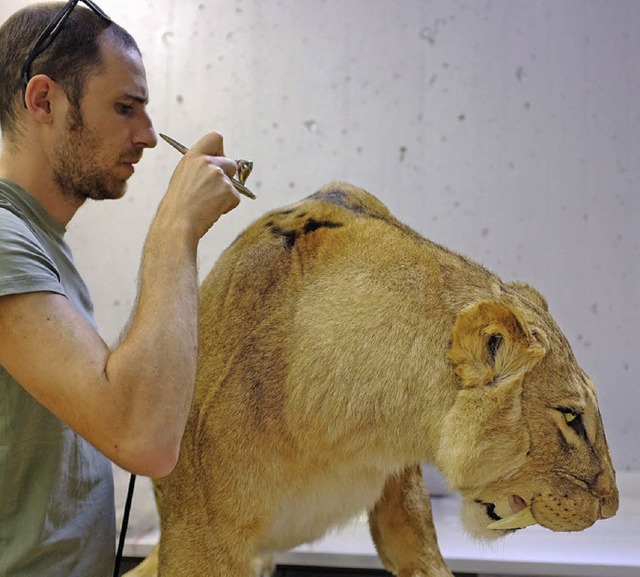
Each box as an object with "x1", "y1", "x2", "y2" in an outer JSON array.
[{"x1": 0, "y1": 208, "x2": 65, "y2": 298}]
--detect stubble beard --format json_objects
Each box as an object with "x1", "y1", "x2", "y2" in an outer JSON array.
[{"x1": 52, "y1": 105, "x2": 128, "y2": 202}]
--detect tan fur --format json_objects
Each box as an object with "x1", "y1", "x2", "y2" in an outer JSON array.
[{"x1": 125, "y1": 183, "x2": 618, "y2": 577}]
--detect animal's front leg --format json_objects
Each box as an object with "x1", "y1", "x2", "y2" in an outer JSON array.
[
  {"x1": 157, "y1": 517, "x2": 259, "y2": 577},
  {"x1": 368, "y1": 465, "x2": 453, "y2": 577}
]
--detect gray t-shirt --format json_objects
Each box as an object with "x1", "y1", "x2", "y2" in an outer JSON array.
[{"x1": 0, "y1": 179, "x2": 115, "y2": 576}]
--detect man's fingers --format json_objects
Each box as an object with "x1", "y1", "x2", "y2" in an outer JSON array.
[
  {"x1": 186, "y1": 131, "x2": 238, "y2": 180},
  {"x1": 189, "y1": 130, "x2": 225, "y2": 157},
  {"x1": 207, "y1": 156, "x2": 238, "y2": 180}
]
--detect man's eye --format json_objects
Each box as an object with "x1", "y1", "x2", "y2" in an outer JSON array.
[{"x1": 116, "y1": 103, "x2": 134, "y2": 115}]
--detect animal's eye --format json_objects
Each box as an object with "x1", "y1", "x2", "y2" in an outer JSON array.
[{"x1": 557, "y1": 408, "x2": 587, "y2": 438}]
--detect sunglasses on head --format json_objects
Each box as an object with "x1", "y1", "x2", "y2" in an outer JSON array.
[{"x1": 20, "y1": 0, "x2": 112, "y2": 107}]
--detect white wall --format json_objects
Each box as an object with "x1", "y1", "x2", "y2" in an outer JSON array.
[{"x1": 2, "y1": 0, "x2": 638, "y2": 472}]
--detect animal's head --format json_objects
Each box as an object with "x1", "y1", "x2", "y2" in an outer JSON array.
[{"x1": 435, "y1": 283, "x2": 619, "y2": 539}]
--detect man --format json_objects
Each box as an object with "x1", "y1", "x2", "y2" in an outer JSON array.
[{"x1": 0, "y1": 2, "x2": 241, "y2": 575}]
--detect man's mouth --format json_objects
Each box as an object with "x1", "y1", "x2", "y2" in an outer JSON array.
[
  {"x1": 120, "y1": 150, "x2": 144, "y2": 165},
  {"x1": 119, "y1": 155, "x2": 142, "y2": 174}
]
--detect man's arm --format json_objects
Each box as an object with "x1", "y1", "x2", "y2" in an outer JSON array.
[{"x1": 0, "y1": 131, "x2": 240, "y2": 477}]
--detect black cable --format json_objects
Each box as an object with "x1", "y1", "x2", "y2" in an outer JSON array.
[{"x1": 113, "y1": 473, "x2": 137, "y2": 577}]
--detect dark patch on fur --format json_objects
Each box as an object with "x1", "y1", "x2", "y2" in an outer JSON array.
[
  {"x1": 303, "y1": 219, "x2": 343, "y2": 234},
  {"x1": 270, "y1": 226, "x2": 298, "y2": 249},
  {"x1": 309, "y1": 187, "x2": 427, "y2": 246},
  {"x1": 310, "y1": 189, "x2": 370, "y2": 215},
  {"x1": 269, "y1": 219, "x2": 343, "y2": 250}
]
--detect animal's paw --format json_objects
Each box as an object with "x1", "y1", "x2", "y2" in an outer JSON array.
[
  {"x1": 121, "y1": 543, "x2": 158, "y2": 577},
  {"x1": 252, "y1": 554, "x2": 276, "y2": 577},
  {"x1": 397, "y1": 566, "x2": 454, "y2": 577}
]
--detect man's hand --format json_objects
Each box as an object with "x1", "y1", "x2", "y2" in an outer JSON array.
[{"x1": 160, "y1": 131, "x2": 241, "y2": 243}]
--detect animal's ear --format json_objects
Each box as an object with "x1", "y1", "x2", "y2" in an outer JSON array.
[
  {"x1": 448, "y1": 300, "x2": 548, "y2": 389},
  {"x1": 508, "y1": 282, "x2": 549, "y2": 311}
]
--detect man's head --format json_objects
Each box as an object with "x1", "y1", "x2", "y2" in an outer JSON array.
[
  {"x1": 0, "y1": 2, "x2": 137, "y2": 140},
  {"x1": 0, "y1": 2, "x2": 157, "y2": 202}
]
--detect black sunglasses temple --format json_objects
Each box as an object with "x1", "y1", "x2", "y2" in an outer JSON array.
[{"x1": 20, "y1": 0, "x2": 112, "y2": 107}]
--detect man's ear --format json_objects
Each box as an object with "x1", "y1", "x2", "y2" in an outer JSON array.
[
  {"x1": 23, "y1": 74, "x2": 58, "y2": 122},
  {"x1": 448, "y1": 300, "x2": 548, "y2": 388}
]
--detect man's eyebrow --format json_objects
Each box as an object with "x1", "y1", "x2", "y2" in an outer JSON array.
[{"x1": 122, "y1": 92, "x2": 149, "y2": 105}]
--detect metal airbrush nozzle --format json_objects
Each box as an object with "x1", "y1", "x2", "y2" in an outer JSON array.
[{"x1": 159, "y1": 132, "x2": 256, "y2": 200}]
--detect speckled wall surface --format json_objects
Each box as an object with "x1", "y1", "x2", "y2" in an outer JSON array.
[{"x1": 2, "y1": 0, "x2": 638, "y2": 471}]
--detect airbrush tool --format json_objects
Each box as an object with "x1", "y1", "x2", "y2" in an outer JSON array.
[{"x1": 159, "y1": 132, "x2": 256, "y2": 200}]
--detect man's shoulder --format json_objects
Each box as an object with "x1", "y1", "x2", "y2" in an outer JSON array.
[
  {"x1": 0, "y1": 194, "x2": 62, "y2": 296},
  {"x1": 0, "y1": 180, "x2": 36, "y2": 231},
  {"x1": 0, "y1": 203, "x2": 44, "y2": 247}
]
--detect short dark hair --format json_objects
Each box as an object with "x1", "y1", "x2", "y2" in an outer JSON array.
[{"x1": 0, "y1": 2, "x2": 140, "y2": 140}]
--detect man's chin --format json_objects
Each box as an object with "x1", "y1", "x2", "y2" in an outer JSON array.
[{"x1": 87, "y1": 181, "x2": 128, "y2": 201}]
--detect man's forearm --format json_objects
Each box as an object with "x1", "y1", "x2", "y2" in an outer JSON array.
[{"x1": 106, "y1": 221, "x2": 200, "y2": 475}]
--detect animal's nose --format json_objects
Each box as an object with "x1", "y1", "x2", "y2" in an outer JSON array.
[
  {"x1": 599, "y1": 497, "x2": 617, "y2": 520},
  {"x1": 594, "y1": 470, "x2": 619, "y2": 520},
  {"x1": 598, "y1": 503, "x2": 606, "y2": 520}
]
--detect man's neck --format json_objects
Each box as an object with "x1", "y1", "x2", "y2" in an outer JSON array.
[{"x1": 0, "y1": 139, "x2": 84, "y2": 226}]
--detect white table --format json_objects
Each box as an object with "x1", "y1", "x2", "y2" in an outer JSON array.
[{"x1": 116, "y1": 470, "x2": 640, "y2": 577}]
